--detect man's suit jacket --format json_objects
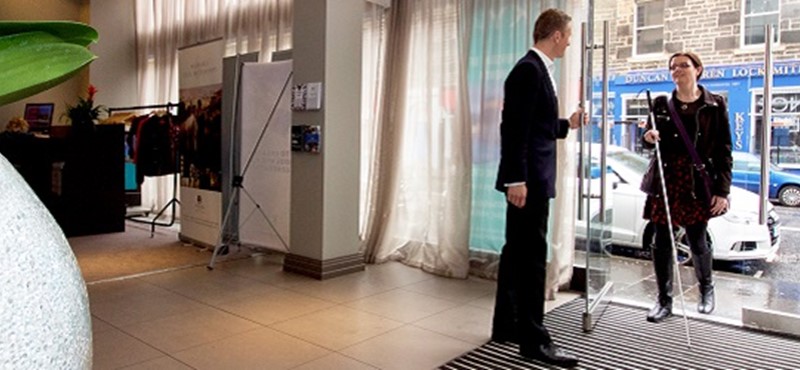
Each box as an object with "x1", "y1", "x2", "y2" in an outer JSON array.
[{"x1": 495, "y1": 50, "x2": 570, "y2": 199}]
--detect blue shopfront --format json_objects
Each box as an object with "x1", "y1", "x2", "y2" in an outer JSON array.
[{"x1": 598, "y1": 60, "x2": 800, "y2": 164}]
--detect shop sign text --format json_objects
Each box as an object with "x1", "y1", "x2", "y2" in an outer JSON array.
[
  {"x1": 620, "y1": 61, "x2": 800, "y2": 85},
  {"x1": 734, "y1": 112, "x2": 745, "y2": 150}
]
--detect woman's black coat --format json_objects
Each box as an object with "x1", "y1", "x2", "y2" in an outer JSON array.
[{"x1": 640, "y1": 86, "x2": 733, "y2": 202}]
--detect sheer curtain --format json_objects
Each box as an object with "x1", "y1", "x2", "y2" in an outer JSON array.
[
  {"x1": 360, "y1": 3, "x2": 388, "y2": 240},
  {"x1": 361, "y1": 0, "x2": 578, "y2": 282},
  {"x1": 134, "y1": 0, "x2": 292, "y2": 216},
  {"x1": 466, "y1": 0, "x2": 576, "y2": 293},
  {"x1": 548, "y1": 0, "x2": 581, "y2": 297},
  {"x1": 361, "y1": 0, "x2": 474, "y2": 278},
  {"x1": 467, "y1": 0, "x2": 543, "y2": 275}
]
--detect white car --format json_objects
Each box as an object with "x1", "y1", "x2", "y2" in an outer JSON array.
[{"x1": 576, "y1": 146, "x2": 781, "y2": 262}]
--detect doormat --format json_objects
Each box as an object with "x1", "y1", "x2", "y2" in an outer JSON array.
[{"x1": 441, "y1": 299, "x2": 800, "y2": 369}]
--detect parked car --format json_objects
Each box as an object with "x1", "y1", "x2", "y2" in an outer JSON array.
[
  {"x1": 731, "y1": 151, "x2": 800, "y2": 207},
  {"x1": 577, "y1": 146, "x2": 781, "y2": 262}
]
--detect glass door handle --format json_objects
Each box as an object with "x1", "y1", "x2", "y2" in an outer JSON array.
[
  {"x1": 760, "y1": 25, "x2": 773, "y2": 225},
  {"x1": 599, "y1": 20, "x2": 610, "y2": 223},
  {"x1": 578, "y1": 21, "x2": 590, "y2": 221}
]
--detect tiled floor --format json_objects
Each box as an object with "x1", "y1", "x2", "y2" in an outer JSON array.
[
  {"x1": 88, "y1": 253, "x2": 579, "y2": 370},
  {"x1": 86, "y1": 223, "x2": 800, "y2": 369},
  {"x1": 609, "y1": 253, "x2": 800, "y2": 326}
]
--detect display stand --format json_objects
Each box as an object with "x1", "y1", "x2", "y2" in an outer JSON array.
[
  {"x1": 207, "y1": 60, "x2": 292, "y2": 269},
  {"x1": 108, "y1": 103, "x2": 180, "y2": 237}
]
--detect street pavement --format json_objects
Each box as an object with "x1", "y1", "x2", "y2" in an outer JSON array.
[
  {"x1": 748, "y1": 205, "x2": 800, "y2": 282},
  {"x1": 607, "y1": 204, "x2": 800, "y2": 323},
  {"x1": 610, "y1": 204, "x2": 800, "y2": 283}
]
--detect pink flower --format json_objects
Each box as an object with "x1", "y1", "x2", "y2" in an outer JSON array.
[{"x1": 87, "y1": 84, "x2": 98, "y2": 101}]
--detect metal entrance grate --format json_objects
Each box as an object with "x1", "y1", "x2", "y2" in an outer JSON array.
[{"x1": 441, "y1": 299, "x2": 800, "y2": 369}]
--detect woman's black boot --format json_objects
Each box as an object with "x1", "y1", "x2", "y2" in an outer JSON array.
[
  {"x1": 648, "y1": 226, "x2": 673, "y2": 322},
  {"x1": 698, "y1": 284, "x2": 715, "y2": 314},
  {"x1": 693, "y1": 247, "x2": 715, "y2": 314},
  {"x1": 647, "y1": 301, "x2": 672, "y2": 322}
]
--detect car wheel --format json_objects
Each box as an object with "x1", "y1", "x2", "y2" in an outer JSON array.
[
  {"x1": 675, "y1": 227, "x2": 715, "y2": 265},
  {"x1": 778, "y1": 185, "x2": 800, "y2": 207},
  {"x1": 673, "y1": 228, "x2": 694, "y2": 265},
  {"x1": 640, "y1": 223, "x2": 655, "y2": 260},
  {"x1": 642, "y1": 223, "x2": 692, "y2": 265}
]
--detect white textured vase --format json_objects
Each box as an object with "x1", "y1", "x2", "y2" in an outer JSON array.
[{"x1": 0, "y1": 154, "x2": 92, "y2": 369}]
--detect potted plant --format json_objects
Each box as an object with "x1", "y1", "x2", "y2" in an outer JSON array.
[{"x1": 64, "y1": 84, "x2": 106, "y2": 130}]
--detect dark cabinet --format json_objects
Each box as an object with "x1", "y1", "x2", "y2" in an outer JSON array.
[{"x1": 0, "y1": 124, "x2": 125, "y2": 237}]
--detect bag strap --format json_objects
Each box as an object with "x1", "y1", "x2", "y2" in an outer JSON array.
[{"x1": 666, "y1": 98, "x2": 714, "y2": 197}]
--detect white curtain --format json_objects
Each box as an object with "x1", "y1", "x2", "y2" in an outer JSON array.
[
  {"x1": 134, "y1": 0, "x2": 292, "y2": 217},
  {"x1": 466, "y1": 0, "x2": 575, "y2": 292},
  {"x1": 361, "y1": 0, "x2": 473, "y2": 278},
  {"x1": 466, "y1": 0, "x2": 545, "y2": 269},
  {"x1": 547, "y1": 0, "x2": 582, "y2": 298},
  {"x1": 361, "y1": 0, "x2": 578, "y2": 286},
  {"x1": 360, "y1": 2, "x2": 389, "y2": 239}
]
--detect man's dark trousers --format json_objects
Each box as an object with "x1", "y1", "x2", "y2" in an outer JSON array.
[{"x1": 492, "y1": 196, "x2": 551, "y2": 346}]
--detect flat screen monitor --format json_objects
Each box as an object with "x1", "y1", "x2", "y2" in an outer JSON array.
[{"x1": 23, "y1": 103, "x2": 55, "y2": 133}]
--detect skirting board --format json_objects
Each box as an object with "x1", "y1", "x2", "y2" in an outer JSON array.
[
  {"x1": 742, "y1": 306, "x2": 800, "y2": 337},
  {"x1": 283, "y1": 253, "x2": 365, "y2": 280},
  {"x1": 178, "y1": 233, "x2": 214, "y2": 249}
]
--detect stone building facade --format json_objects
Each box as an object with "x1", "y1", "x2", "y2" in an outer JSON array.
[
  {"x1": 595, "y1": 0, "x2": 800, "y2": 72},
  {"x1": 590, "y1": 0, "x2": 800, "y2": 158}
]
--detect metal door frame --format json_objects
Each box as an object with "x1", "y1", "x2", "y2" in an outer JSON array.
[{"x1": 579, "y1": 17, "x2": 614, "y2": 332}]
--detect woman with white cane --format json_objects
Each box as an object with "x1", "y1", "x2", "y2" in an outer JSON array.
[{"x1": 640, "y1": 51, "x2": 733, "y2": 323}]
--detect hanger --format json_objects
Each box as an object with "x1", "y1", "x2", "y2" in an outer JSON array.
[{"x1": 101, "y1": 112, "x2": 137, "y2": 124}]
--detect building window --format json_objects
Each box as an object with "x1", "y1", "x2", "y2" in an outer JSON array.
[
  {"x1": 742, "y1": 0, "x2": 780, "y2": 46},
  {"x1": 621, "y1": 92, "x2": 667, "y2": 152},
  {"x1": 634, "y1": 0, "x2": 664, "y2": 55},
  {"x1": 621, "y1": 92, "x2": 668, "y2": 125},
  {"x1": 752, "y1": 90, "x2": 800, "y2": 164},
  {"x1": 621, "y1": 92, "x2": 728, "y2": 126}
]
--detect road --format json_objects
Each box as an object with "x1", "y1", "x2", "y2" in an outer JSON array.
[
  {"x1": 606, "y1": 205, "x2": 800, "y2": 282},
  {"x1": 746, "y1": 205, "x2": 800, "y2": 282},
  {"x1": 693, "y1": 205, "x2": 800, "y2": 281}
]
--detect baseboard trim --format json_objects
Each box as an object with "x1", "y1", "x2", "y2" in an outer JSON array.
[
  {"x1": 178, "y1": 233, "x2": 214, "y2": 249},
  {"x1": 743, "y1": 306, "x2": 800, "y2": 338},
  {"x1": 571, "y1": 264, "x2": 586, "y2": 292},
  {"x1": 283, "y1": 253, "x2": 365, "y2": 280}
]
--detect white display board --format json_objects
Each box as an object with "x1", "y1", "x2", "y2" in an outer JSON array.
[
  {"x1": 178, "y1": 39, "x2": 224, "y2": 247},
  {"x1": 180, "y1": 187, "x2": 223, "y2": 246},
  {"x1": 238, "y1": 61, "x2": 292, "y2": 252}
]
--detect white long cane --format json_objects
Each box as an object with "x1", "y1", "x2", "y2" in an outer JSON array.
[{"x1": 646, "y1": 90, "x2": 692, "y2": 348}]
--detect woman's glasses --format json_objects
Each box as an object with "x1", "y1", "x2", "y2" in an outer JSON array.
[{"x1": 669, "y1": 62, "x2": 693, "y2": 71}]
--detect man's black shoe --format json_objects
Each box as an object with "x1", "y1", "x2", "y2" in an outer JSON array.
[
  {"x1": 520, "y1": 342, "x2": 579, "y2": 368},
  {"x1": 646, "y1": 302, "x2": 672, "y2": 322}
]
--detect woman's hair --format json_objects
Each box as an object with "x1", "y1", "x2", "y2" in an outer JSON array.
[
  {"x1": 534, "y1": 8, "x2": 572, "y2": 43},
  {"x1": 669, "y1": 51, "x2": 704, "y2": 81},
  {"x1": 6, "y1": 117, "x2": 29, "y2": 133}
]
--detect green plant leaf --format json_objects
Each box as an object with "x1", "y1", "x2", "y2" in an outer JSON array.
[
  {"x1": 0, "y1": 22, "x2": 98, "y2": 106},
  {"x1": 0, "y1": 31, "x2": 62, "y2": 52},
  {"x1": 0, "y1": 21, "x2": 98, "y2": 46},
  {"x1": 0, "y1": 32, "x2": 96, "y2": 106}
]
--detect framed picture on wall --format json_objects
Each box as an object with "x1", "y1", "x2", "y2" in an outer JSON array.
[{"x1": 24, "y1": 103, "x2": 55, "y2": 132}]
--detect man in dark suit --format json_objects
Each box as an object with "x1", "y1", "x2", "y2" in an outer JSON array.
[{"x1": 491, "y1": 8, "x2": 584, "y2": 368}]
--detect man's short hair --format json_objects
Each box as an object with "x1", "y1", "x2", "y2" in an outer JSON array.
[{"x1": 534, "y1": 8, "x2": 572, "y2": 43}]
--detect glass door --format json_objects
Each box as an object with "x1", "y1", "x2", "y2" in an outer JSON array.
[{"x1": 578, "y1": 0, "x2": 616, "y2": 331}]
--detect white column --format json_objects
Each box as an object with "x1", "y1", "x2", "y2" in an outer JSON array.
[{"x1": 286, "y1": 0, "x2": 364, "y2": 279}]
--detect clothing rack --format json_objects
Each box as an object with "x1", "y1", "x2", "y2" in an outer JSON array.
[
  {"x1": 108, "y1": 103, "x2": 180, "y2": 114},
  {"x1": 109, "y1": 102, "x2": 180, "y2": 237}
]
